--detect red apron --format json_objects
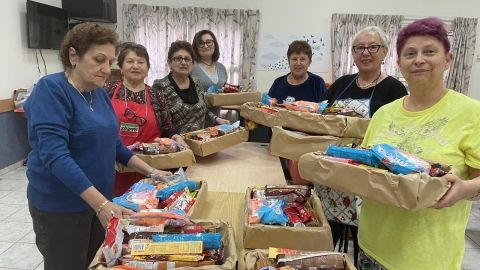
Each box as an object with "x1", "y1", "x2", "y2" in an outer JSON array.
[{"x1": 111, "y1": 81, "x2": 161, "y2": 196}]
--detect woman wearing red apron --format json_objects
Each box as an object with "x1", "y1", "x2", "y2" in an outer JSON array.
[{"x1": 105, "y1": 42, "x2": 189, "y2": 196}]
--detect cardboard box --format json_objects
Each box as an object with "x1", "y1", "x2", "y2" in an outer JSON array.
[
  {"x1": 298, "y1": 152, "x2": 457, "y2": 211},
  {"x1": 115, "y1": 149, "x2": 196, "y2": 173},
  {"x1": 88, "y1": 220, "x2": 238, "y2": 270},
  {"x1": 205, "y1": 92, "x2": 262, "y2": 107},
  {"x1": 185, "y1": 128, "x2": 249, "y2": 157},
  {"x1": 270, "y1": 126, "x2": 363, "y2": 161},
  {"x1": 244, "y1": 249, "x2": 356, "y2": 270},
  {"x1": 240, "y1": 102, "x2": 370, "y2": 138},
  {"x1": 139, "y1": 179, "x2": 208, "y2": 219},
  {"x1": 243, "y1": 187, "x2": 333, "y2": 251}
]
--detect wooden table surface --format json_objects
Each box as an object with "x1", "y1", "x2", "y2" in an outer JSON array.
[{"x1": 186, "y1": 142, "x2": 286, "y2": 192}]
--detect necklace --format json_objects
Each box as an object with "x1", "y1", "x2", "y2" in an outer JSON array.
[
  {"x1": 201, "y1": 59, "x2": 214, "y2": 66},
  {"x1": 68, "y1": 78, "x2": 93, "y2": 111},
  {"x1": 356, "y1": 72, "x2": 382, "y2": 88}
]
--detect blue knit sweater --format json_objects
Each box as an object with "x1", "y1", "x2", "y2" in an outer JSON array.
[
  {"x1": 24, "y1": 72, "x2": 134, "y2": 212},
  {"x1": 268, "y1": 72, "x2": 327, "y2": 103}
]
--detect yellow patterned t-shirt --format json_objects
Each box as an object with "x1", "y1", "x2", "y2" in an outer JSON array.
[{"x1": 359, "y1": 90, "x2": 480, "y2": 270}]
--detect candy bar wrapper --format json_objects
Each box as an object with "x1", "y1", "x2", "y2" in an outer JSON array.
[
  {"x1": 251, "y1": 188, "x2": 266, "y2": 199},
  {"x1": 284, "y1": 207, "x2": 302, "y2": 224},
  {"x1": 296, "y1": 205, "x2": 313, "y2": 223},
  {"x1": 277, "y1": 252, "x2": 348, "y2": 270},
  {"x1": 124, "y1": 225, "x2": 165, "y2": 235},
  {"x1": 157, "y1": 190, "x2": 183, "y2": 209},
  {"x1": 102, "y1": 215, "x2": 124, "y2": 267},
  {"x1": 153, "y1": 137, "x2": 179, "y2": 153},
  {"x1": 127, "y1": 141, "x2": 142, "y2": 151},
  {"x1": 265, "y1": 185, "x2": 311, "y2": 203},
  {"x1": 166, "y1": 191, "x2": 194, "y2": 212}
]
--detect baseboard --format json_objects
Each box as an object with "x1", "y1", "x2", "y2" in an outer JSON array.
[{"x1": 0, "y1": 160, "x2": 26, "y2": 177}]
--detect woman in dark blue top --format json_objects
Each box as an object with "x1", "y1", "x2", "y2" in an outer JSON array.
[{"x1": 24, "y1": 23, "x2": 171, "y2": 270}]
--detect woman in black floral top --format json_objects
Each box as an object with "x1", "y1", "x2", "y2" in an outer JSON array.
[
  {"x1": 152, "y1": 41, "x2": 230, "y2": 134},
  {"x1": 104, "y1": 42, "x2": 187, "y2": 196}
]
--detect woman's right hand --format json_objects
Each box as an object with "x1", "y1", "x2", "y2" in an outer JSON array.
[{"x1": 97, "y1": 202, "x2": 135, "y2": 229}]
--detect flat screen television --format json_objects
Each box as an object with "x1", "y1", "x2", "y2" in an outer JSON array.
[{"x1": 27, "y1": 0, "x2": 69, "y2": 50}]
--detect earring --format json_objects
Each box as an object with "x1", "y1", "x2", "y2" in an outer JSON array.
[
  {"x1": 72, "y1": 63, "x2": 76, "y2": 68},
  {"x1": 353, "y1": 63, "x2": 356, "y2": 66},
  {"x1": 382, "y1": 61, "x2": 385, "y2": 64}
]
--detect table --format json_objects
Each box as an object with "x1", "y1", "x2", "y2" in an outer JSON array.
[{"x1": 186, "y1": 142, "x2": 286, "y2": 192}]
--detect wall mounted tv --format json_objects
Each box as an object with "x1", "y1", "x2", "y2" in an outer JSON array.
[{"x1": 26, "y1": 0, "x2": 69, "y2": 50}]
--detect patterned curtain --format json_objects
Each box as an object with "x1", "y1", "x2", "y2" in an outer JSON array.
[
  {"x1": 331, "y1": 14, "x2": 404, "y2": 81},
  {"x1": 123, "y1": 4, "x2": 188, "y2": 85},
  {"x1": 446, "y1": 17, "x2": 478, "y2": 95},
  {"x1": 187, "y1": 8, "x2": 260, "y2": 87},
  {"x1": 123, "y1": 4, "x2": 260, "y2": 87}
]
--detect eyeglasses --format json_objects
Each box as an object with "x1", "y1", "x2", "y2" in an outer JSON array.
[
  {"x1": 124, "y1": 108, "x2": 147, "y2": 126},
  {"x1": 171, "y1": 56, "x2": 193, "y2": 63},
  {"x1": 197, "y1": 40, "x2": 214, "y2": 48},
  {"x1": 352, "y1": 45, "x2": 382, "y2": 54}
]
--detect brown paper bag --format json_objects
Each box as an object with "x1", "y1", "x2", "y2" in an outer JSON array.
[
  {"x1": 88, "y1": 220, "x2": 237, "y2": 270},
  {"x1": 185, "y1": 128, "x2": 249, "y2": 157},
  {"x1": 244, "y1": 249, "x2": 356, "y2": 270},
  {"x1": 240, "y1": 102, "x2": 369, "y2": 138},
  {"x1": 298, "y1": 152, "x2": 455, "y2": 210},
  {"x1": 205, "y1": 92, "x2": 261, "y2": 107},
  {"x1": 138, "y1": 179, "x2": 208, "y2": 219},
  {"x1": 270, "y1": 126, "x2": 363, "y2": 161},
  {"x1": 243, "y1": 187, "x2": 333, "y2": 251},
  {"x1": 115, "y1": 149, "x2": 196, "y2": 173}
]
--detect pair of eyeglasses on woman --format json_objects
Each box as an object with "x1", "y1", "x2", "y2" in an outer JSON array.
[
  {"x1": 124, "y1": 108, "x2": 147, "y2": 126},
  {"x1": 352, "y1": 45, "x2": 382, "y2": 54},
  {"x1": 198, "y1": 39, "x2": 214, "y2": 48},
  {"x1": 171, "y1": 56, "x2": 193, "y2": 63}
]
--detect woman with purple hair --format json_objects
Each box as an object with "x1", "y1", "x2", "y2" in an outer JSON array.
[{"x1": 357, "y1": 17, "x2": 480, "y2": 269}]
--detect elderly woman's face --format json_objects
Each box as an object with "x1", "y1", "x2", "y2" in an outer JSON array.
[
  {"x1": 397, "y1": 35, "x2": 452, "y2": 87},
  {"x1": 121, "y1": 51, "x2": 149, "y2": 83},
  {"x1": 352, "y1": 32, "x2": 387, "y2": 73},
  {"x1": 72, "y1": 44, "x2": 116, "y2": 89},
  {"x1": 288, "y1": 52, "x2": 311, "y2": 78},
  {"x1": 168, "y1": 49, "x2": 194, "y2": 76}
]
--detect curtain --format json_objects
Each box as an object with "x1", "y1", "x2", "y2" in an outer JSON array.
[
  {"x1": 331, "y1": 14, "x2": 404, "y2": 81},
  {"x1": 123, "y1": 4, "x2": 260, "y2": 87},
  {"x1": 446, "y1": 17, "x2": 478, "y2": 95}
]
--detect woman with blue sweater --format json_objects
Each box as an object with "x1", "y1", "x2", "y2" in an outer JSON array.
[{"x1": 24, "y1": 23, "x2": 171, "y2": 270}]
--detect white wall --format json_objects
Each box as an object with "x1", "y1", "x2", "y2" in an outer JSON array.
[{"x1": 4, "y1": 0, "x2": 480, "y2": 100}]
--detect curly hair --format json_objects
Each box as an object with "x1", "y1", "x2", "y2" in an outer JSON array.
[
  {"x1": 59, "y1": 23, "x2": 120, "y2": 70},
  {"x1": 167, "y1": 40, "x2": 195, "y2": 61},
  {"x1": 117, "y1": 42, "x2": 150, "y2": 69},
  {"x1": 287, "y1": 40, "x2": 312, "y2": 61},
  {"x1": 397, "y1": 17, "x2": 450, "y2": 57},
  {"x1": 192, "y1": 30, "x2": 220, "y2": 62}
]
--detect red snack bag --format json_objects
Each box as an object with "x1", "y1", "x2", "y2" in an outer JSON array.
[
  {"x1": 284, "y1": 207, "x2": 302, "y2": 224},
  {"x1": 296, "y1": 205, "x2": 313, "y2": 223},
  {"x1": 157, "y1": 190, "x2": 183, "y2": 209}
]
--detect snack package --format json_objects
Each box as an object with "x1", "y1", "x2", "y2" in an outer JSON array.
[
  {"x1": 152, "y1": 137, "x2": 179, "y2": 153},
  {"x1": 156, "y1": 181, "x2": 198, "y2": 200},
  {"x1": 261, "y1": 93, "x2": 277, "y2": 106},
  {"x1": 207, "y1": 86, "x2": 223, "y2": 94},
  {"x1": 265, "y1": 185, "x2": 311, "y2": 203},
  {"x1": 248, "y1": 198, "x2": 289, "y2": 225},
  {"x1": 152, "y1": 233, "x2": 222, "y2": 249},
  {"x1": 151, "y1": 167, "x2": 188, "y2": 185},
  {"x1": 371, "y1": 144, "x2": 432, "y2": 175},
  {"x1": 112, "y1": 182, "x2": 158, "y2": 211},
  {"x1": 223, "y1": 83, "x2": 241, "y2": 93},
  {"x1": 326, "y1": 145, "x2": 380, "y2": 168},
  {"x1": 280, "y1": 97, "x2": 329, "y2": 114},
  {"x1": 165, "y1": 189, "x2": 196, "y2": 213},
  {"x1": 127, "y1": 141, "x2": 142, "y2": 151},
  {"x1": 103, "y1": 215, "x2": 124, "y2": 267},
  {"x1": 129, "y1": 209, "x2": 190, "y2": 227}
]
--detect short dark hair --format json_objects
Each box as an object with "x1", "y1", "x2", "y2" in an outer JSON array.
[
  {"x1": 287, "y1": 40, "x2": 312, "y2": 61},
  {"x1": 192, "y1": 30, "x2": 220, "y2": 62},
  {"x1": 59, "y1": 23, "x2": 120, "y2": 70},
  {"x1": 117, "y1": 42, "x2": 150, "y2": 69},
  {"x1": 397, "y1": 17, "x2": 451, "y2": 58},
  {"x1": 167, "y1": 40, "x2": 195, "y2": 61}
]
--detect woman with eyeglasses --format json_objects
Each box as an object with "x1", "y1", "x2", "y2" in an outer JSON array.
[
  {"x1": 105, "y1": 42, "x2": 182, "y2": 196},
  {"x1": 152, "y1": 41, "x2": 230, "y2": 134},
  {"x1": 315, "y1": 26, "x2": 407, "y2": 266},
  {"x1": 190, "y1": 30, "x2": 228, "y2": 125}
]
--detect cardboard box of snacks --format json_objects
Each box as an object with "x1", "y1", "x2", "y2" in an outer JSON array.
[
  {"x1": 205, "y1": 92, "x2": 262, "y2": 107},
  {"x1": 115, "y1": 149, "x2": 196, "y2": 173},
  {"x1": 298, "y1": 152, "x2": 458, "y2": 211},
  {"x1": 244, "y1": 249, "x2": 356, "y2": 270},
  {"x1": 240, "y1": 102, "x2": 370, "y2": 138},
  {"x1": 139, "y1": 178, "x2": 208, "y2": 219},
  {"x1": 88, "y1": 219, "x2": 237, "y2": 270},
  {"x1": 243, "y1": 186, "x2": 333, "y2": 251},
  {"x1": 185, "y1": 128, "x2": 249, "y2": 157},
  {"x1": 270, "y1": 126, "x2": 364, "y2": 161}
]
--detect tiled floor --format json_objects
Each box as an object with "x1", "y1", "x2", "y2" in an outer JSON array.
[{"x1": 0, "y1": 167, "x2": 479, "y2": 269}]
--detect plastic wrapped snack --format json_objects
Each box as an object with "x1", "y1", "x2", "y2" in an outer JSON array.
[
  {"x1": 152, "y1": 233, "x2": 222, "y2": 249},
  {"x1": 371, "y1": 144, "x2": 431, "y2": 175},
  {"x1": 152, "y1": 137, "x2": 179, "y2": 153},
  {"x1": 156, "y1": 181, "x2": 198, "y2": 200},
  {"x1": 112, "y1": 182, "x2": 158, "y2": 211},
  {"x1": 280, "y1": 97, "x2": 329, "y2": 114},
  {"x1": 326, "y1": 144, "x2": 380, "y2": 168},
  {"x1": 223, "y1": 83, "x2": 241, "y2": 93},
  {"x1": 248, "y1": 198, "x2": 289, "y2": 225},
  {"x1": 151, "y1": 168, "x2": 188, "y2": 185},
  {"x1": 129, "y1": 209, "x2": 190, "y2": 226},
  {"x1": 261, "y1": 93, "x2": 278, "y2": 106}
]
